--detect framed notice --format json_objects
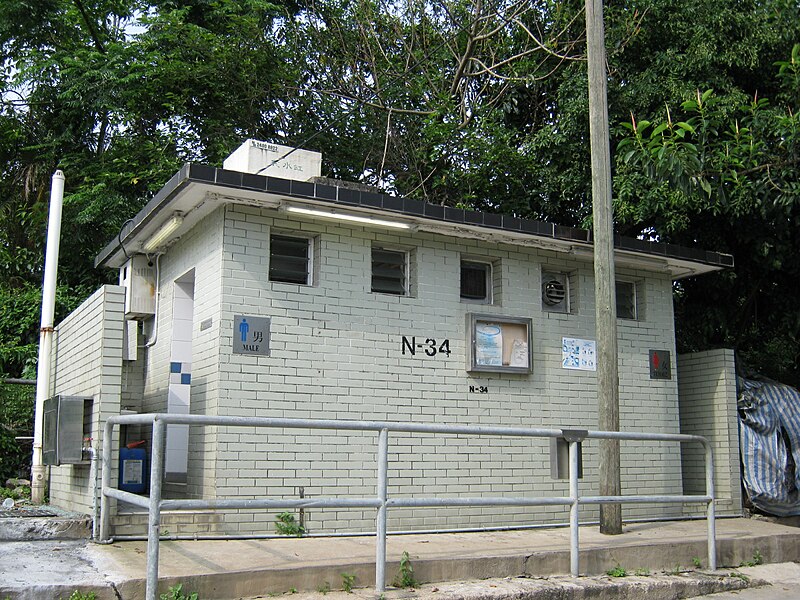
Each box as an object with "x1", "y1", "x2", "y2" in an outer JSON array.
[{"x1": 467, "y1": 314, "x2": 532, "y2": 374}]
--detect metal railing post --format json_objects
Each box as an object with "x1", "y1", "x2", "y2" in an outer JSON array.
[
  {"x1": 704, "y1": 440, "x2": 717, "y2": 570},
  {"x1": 375, "y1": 428, "x2": 389, "y2": 592},
  {"x1": 569, "y1": 439, "x2": 580, "y2": 576},
  {"x1": 99, "y1": 419, "x2": 114, "y2": 542},
  {"x1": 146, "y1": 418, "x2": 166, "y2": 600}
]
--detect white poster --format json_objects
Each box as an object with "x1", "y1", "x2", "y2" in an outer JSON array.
[
  {"x1": 562, "y1": 337, "x2": 597, "y2": 371},
  {"x1": 510, "y1": 339, "x2": 529, "y2": 368},
  {"x1": 475, "y1": 323, "x2": 503, "y2": 366}
]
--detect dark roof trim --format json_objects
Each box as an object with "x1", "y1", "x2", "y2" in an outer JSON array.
[{"x1": 95, "y1": 163, "x2": 734, "y2": 270}]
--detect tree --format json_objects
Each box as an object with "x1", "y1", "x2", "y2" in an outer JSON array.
[
  {"x1": 0, "y1": 0, "x2": 293, "y2": 376},
  {"x1": 615, "y1": 46, "x2": 800, "y2": 384},
  {"x1": 1, "y1": 0, "x2": 799, "y2": 386}
]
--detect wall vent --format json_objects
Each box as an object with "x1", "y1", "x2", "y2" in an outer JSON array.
[{"x1": 542, "y1": 272, "x2": 569, "y2": 313}]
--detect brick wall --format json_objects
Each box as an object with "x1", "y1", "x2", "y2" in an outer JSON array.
[
  {"x1": 139, "y1": 208, "x2": 225, "y2": 500},
  {"x1": 49, "y1": 285, "x2": 125, "y2": 516},
  {"x1": 200, "y1": 205, "x2": 686, "y2": 534},
  {"x1": 678, "y1": 349, "x2": 742, "y2": 516}
]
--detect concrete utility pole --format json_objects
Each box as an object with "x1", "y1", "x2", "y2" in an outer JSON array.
[{"x1": 585, "y1": 0, "x2": 622, "y2": 534}]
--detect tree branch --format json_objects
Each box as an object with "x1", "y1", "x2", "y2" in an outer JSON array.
[{"x1": 73, "y1": 0, "x2": 106, "y2": 54}]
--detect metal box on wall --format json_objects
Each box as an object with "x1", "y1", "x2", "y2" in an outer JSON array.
[{"x1": 43, "y1": 395, "x2": 92, "y2": 466}]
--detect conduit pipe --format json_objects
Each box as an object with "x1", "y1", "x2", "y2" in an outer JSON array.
[{"x1": 31, "y1": 170, "x2": 65, "y2": 505}]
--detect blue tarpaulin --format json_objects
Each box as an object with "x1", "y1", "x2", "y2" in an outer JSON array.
[{"x1": 738, "y1": 377, "x2": 800, "y2": 516}]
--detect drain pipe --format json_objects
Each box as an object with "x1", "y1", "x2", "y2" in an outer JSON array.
[
  {"x1": 144, "y1": 253, "x2": 162, "y2": 349},
  {"x1": 88, "y1": 445, "x2": 100, "y2": 540},
  {"x1": 31, "y1": 170, "x2": 65, "y2": 505}
]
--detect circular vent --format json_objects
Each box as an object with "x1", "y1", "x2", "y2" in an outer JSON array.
[{"x1": 543, "y1": 278, "x2": 566, "y2": 306}]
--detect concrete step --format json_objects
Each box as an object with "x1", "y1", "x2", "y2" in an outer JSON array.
[
  {"x1": 1, "y1": 518, "x2": 798, "y2": 600},
  {"x1": 0, "y1": 505, "x2": 91, "y2": 541}
]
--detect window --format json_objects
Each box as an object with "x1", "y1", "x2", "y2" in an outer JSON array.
[
  {"x1": 616, "y1": 280, "x2": 637, "y2": 320},
  {"x1": 269, "y1": 234, "x2": 311, "y2": 284},
  {"x1": 461, "y1": 261, "x2": 492, "y2": 303},
  {"x1": 371, "y1": 248, "x2": 407, "y2": 295},
  {"x1": 542, "y1": 271, "x2": 569, "y2": 313}
]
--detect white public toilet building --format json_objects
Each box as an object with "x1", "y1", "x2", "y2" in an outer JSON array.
[{"x1": 44, "y1": 142, "x2": 742, "y2": 537}]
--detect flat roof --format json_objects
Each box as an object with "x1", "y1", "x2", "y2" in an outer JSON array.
[{"x1": 95, "y1": 163, "x2": 733, "y2": 279}]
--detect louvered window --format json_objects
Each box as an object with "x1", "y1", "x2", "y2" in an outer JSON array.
[
  {"x1": 616, "y1": 280, "x2": 637, "y2": 320},
  {"x1": 461, "y1": 261, "x2": 491, "y2": 302},
  {"x1": 269, "y1": 234, "x2": 311, "y2": 284},
  {"x1": 371, "y1": 248, "x2": 407, "y2": 295}
]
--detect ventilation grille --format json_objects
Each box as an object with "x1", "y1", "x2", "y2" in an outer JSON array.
[{"x1": 542, "y1": 272, "x2": 569, "y2": 313}]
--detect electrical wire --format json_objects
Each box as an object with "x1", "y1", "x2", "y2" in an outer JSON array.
[{"x1": 117, "y1": 218, "x2": 135, "y2": 260}]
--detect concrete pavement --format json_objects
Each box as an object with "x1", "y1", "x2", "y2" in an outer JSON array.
[{"x1": 1, "y1": 518, "x2": 798, "y2": 599}]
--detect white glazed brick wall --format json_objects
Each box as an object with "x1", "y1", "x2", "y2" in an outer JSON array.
[
  {"x1": 678, "y1": 348, "x2": 742, "y2": 516},
  {"x1": 49, "y1": 285, "x2": 125, "y2": 515},
  {"x1": 208, "y1": 204, "x2": 684, "y2": 534},
  {"x1": 139, "y1": 208, "x2": 225, "y2": 501}
]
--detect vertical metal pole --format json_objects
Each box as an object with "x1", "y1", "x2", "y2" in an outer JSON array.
[
  {"x1": 31, "y1": 170, "x2": 65, "y2": 505},
  {"x1": 704, "y1": 441, "x2": 717, "y2": 570},
  {"x1": 569, "y1": 440, "x2": 580, "y2": 576},
  {"x1": 375, "y1": 428, "x2": 389, "y2": 592},
  {"x1": 99, "y1": 419, "x2": 114, "y2": 542},
  {"x1": 146, "y1": 418, "x2": 166, "y2": 600}
]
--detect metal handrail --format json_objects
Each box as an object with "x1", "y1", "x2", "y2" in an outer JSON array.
[{"x1": 100, "y1": 413, "x2": 716, "y2": 600}]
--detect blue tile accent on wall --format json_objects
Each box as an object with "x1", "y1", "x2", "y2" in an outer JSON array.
[
  {"x1": 181, "y1": 373, "x2": 192, "y2": 385},
  {"x1": 170, "y1": 362, "x2": 182, "y2": 374}
]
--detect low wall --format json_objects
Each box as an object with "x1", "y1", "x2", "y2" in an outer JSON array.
[
  {"x1": 677, "y1": 348, "x2": 742, "y2": 516},
  {"x1": 48, "y1": 285, "x2": 125, "y2": 517}
]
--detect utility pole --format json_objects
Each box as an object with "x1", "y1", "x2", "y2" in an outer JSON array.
[{"x1": 585, "y1": 0, "x2": 622, "y2": 534}]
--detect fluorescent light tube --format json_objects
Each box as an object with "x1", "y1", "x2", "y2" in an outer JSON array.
[
  {"x1": 142, "y1": 214, "x2": 184, "y2": 252},
  {"x1": 286, "y1": 206, "x2": 411, "y2": 229}
]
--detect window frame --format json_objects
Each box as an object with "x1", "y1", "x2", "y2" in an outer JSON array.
[
  {"x1": 269, "y1": 233, "x2": 313, "y2": 285},
  {"x1": 460, "y1": 259, "x2": 493, "y2": 304},
  {"x1": 615, "y1": 279, "x2": 638, "y2": 320},
  {"x1": 371, "y1": 246, "x2": 409, "y2": 296}
]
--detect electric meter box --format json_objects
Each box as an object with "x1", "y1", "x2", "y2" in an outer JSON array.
[
  {"x1": 43, "y1": 395, "x2": 93, "y2": 466},
  {"x1": 120, "y1": 255, "x2": 156, "y2": 319}
]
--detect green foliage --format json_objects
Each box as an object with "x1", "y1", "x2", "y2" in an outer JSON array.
[
  {"x1": 274, "y1": 512, "x2": 305, "y2": 537},
  {"x1": 160, "y1": 583, "x2": 198, "y2": 600},
  {"x1": 741, "y1": 550, "x2": 763, "y2": 567},
  {"x1": 0, "y1": 486, "x2": 30, "y2": 500},
  {"x1": 61, "y1": 592, "x2": 96, "y2": 600},
  {"x1": 0, "y1": 383, "x2": 35, "y2": 483},
  {"x1": 316, "y1": 581, "x2": 330, "y2": 595},
  {"x1": 615, "y1": 43, "x2": 800, "y2": 386},
  {"x1": 0, "y1": 0, "x2": 799, "y2": 387},
  {"x1": 393, "y1": 551, "x2": 417, "y2": 588},
  {"x1": 341, "y1": 572, "x2": 356, "y2": 592},
  {"x1": 692, "y1": 557, "x2": 703, "y2": 569},
  {"x1": 634, "y1": 568, "x2": 650, "y2": 576},
  {"x1": 606, "y1": 565, "x2": 627, "y2": 577}
]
